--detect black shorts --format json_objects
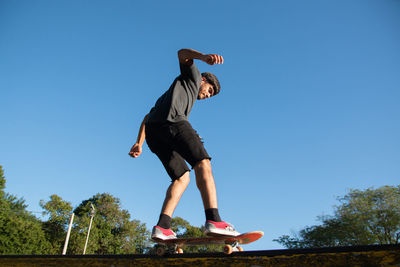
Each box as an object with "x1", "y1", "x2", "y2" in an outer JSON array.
[{"x1": 145, "y1": 120, "x2": 211, "y2": 181}]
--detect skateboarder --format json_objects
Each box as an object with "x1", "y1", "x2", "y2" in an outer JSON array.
[{"x1": 129, "y1": 48, "x2": 239, "y2": 240}]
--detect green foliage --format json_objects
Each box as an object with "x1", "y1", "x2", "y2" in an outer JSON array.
[
  {"x1": 40, "y1": 194, "x2": 73, "y2": 224},
  {"x1": 336, "y1": 186, "x2": 400, "y2": 244},
  {"x1": 0, "y1": 165, "x2": 51, "y2": 254},
  {"x1": 0, "y1": 206, "x2": 50, "y2": 254},
  {"x1": 0, "y1": 166, "x2": 5, "y2": 193},
  {"x1": 40, "y1": 194, "x2": 73, "y2": 254},
  {"x1": 68, "y1": 193, "x2": 149, "y2": 254},
  {"x1": 0, "y1": 165, "x2": 150, "y2": 255},
  {"x1": 275, "y1": 185, "x2": 400, "y2": 248}
]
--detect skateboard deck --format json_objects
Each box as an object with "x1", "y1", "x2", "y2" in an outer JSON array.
[{"x1": 153, "y1": 231, "x2": 264, "y2": 255}]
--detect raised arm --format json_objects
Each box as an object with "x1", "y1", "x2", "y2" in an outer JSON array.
[
  {"x1": 129, "y1": 114, "x2": 148, "y2": 158},
  {"x1": 178, "y1": 48, "x2": 224, "y2": 66}
]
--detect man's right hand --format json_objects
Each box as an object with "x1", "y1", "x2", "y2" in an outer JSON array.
[{"x1": 129, "y1": 143, "x2": 142, "y2": 158}]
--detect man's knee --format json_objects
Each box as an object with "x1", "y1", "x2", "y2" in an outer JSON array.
[
  {"x1": 194, "y1": 159, "x2": 212, "y2": 173},
  {"x1": 175, "y1": 171, "x2": 190, "y2": 185}
]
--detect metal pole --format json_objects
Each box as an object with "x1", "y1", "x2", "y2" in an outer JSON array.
[
  {"x1": 83, "y1": 204, "x2": 95, "y2": 255},
  {"x1": 62, "y1": 213, "x2": 74, "y2": 255}
]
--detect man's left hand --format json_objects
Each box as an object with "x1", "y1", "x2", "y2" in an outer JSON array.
[{"x1": 203, "y1": 54, "x2": 224, "y2": 65}]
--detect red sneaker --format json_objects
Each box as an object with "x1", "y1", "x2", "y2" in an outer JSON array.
[
  {"x1": 204, "y1": 220, "x2": 240, "y2": 237},
  {"x1": 151, "y1": 226, "x2": 177, "y2": 240}
]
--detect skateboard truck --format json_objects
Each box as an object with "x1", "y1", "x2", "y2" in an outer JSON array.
[{"x1": 156, "y1": 244, "x2": 183, "y2": 256}]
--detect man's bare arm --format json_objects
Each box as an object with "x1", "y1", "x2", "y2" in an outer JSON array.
[
  {"x1": 129, "y1": 114, "x2": 148, "y2": 158},
  {"x1": 178, "y1": 48, "x2": 224, "y2": 66}
]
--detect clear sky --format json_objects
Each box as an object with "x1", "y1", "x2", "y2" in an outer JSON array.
[{"x1": 1, "y1": 0, "x2": 399, "y2": 251}]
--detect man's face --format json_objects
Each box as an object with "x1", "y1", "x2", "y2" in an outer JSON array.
[{"x1": 198, "y1": 81, "x2": 215, "y2": 100}]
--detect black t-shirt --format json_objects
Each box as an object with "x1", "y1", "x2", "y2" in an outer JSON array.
[{"x1": 146, "y1": 62, "x2": 202, "y2": 124}]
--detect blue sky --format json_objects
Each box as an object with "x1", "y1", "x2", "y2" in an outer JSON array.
[{"x1": 1, "y1": 0, "x2": 399, "y2": 251}]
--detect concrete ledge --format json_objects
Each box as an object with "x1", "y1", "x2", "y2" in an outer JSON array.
[{"x1": 1, "y1": 244, "x2": 399, "y2": 266}]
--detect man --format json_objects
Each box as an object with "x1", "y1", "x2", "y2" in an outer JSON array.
[{"x1": 129, "y1": 48, "x2": 239, "y2": 240}]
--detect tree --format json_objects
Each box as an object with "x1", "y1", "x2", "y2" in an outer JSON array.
[
  {"x1": 68, "y1": 193, "x2": 149, "y2": 254},
  {"x1": 40, "y1": 194, "x2": 73, "y2": 254},
  {"x1": 0, "y1": 165, "x2": 50, "y2": 254},
  {"x1": 0, "y1": 166, "x2": 5, "y2": 197},
  {"x1": 0, "y1": 166, "x2": 151, "y2": 255},
  {"x1": 275, "y1": 186, "x2": 400, "y2": 248}
]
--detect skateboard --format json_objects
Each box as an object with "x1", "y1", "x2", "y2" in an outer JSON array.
[{"x1": 153, "y1": 231, "x2": 264, "y2": 256}]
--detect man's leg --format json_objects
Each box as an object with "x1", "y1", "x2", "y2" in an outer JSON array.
[
  {"x1": 152, "y1": 171, "x2": 190, "y2": 239},
  {"x1": 160, "y1": 171, "x2": 190, "y2": 217},
  {"x1": 194, "y1": 159, "x2": 239, "y2": 236},
  {"x1": 194, "y1": 159, "x2": 218, "y2": 210}
]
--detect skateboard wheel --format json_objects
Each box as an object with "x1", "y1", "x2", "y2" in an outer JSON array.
[
  {"x1": 223, "y1": 245, "x2": 233, "y2": 255},
  {"x1": 237, "y1": 246, "x2": 244, "y2": 252},
  {"x1": 156, "y1": 247, "x2": 166, "y2": 256},
  {"x1": 176, "y1": 248, "x2": 183, "y2": 254}
]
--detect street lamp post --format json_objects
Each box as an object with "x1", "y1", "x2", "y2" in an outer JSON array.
[
  {"x1": 83, "y1": 204, "x2": 95, "y2": 255},
  {"x1": 62, "y1": 213, "x2": 74, "y2": 255}
]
